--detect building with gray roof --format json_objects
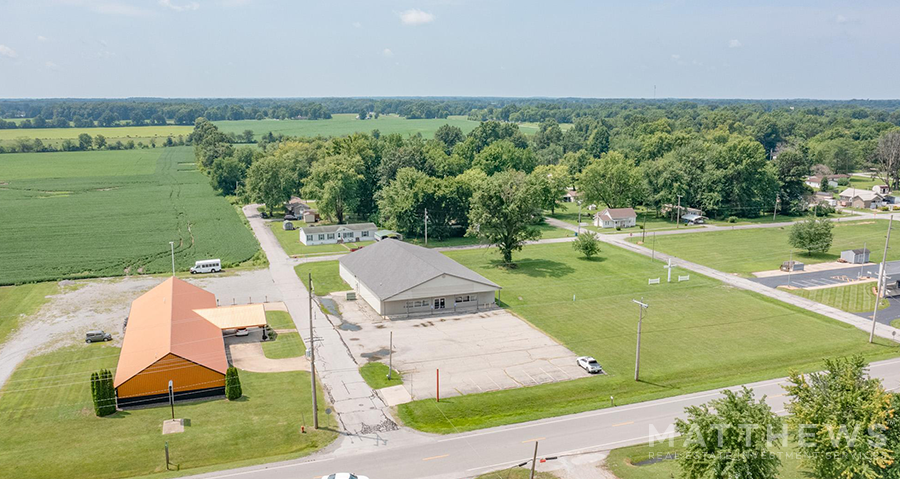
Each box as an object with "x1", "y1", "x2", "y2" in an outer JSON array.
[
  {"x1": 299, "y1": 222, "x2": 377, "y2": 245},
  {"x1": 339, "y1": 240, "x2": 501, "y2": 317}
]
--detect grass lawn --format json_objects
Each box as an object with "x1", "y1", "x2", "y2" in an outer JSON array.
[
  {"x1": 267, "y1": 220, "x2": 373, "y2": 257},
  {"x1": 628, "y1": 220, "x2": 900, "y2": 277},
  {"x1": 781, "y1": 282, "x2": 888, "y2": 313},
  {"x1": 606, "y1": 437, "x2": 807, "y2": 479},
  {"x1": 0, "y1": 346, "x2": 336, "y2": 479},
  {"x1": 265, "y1": 310, "x2": 295, "y2": 330},
  {"x1": 294, "y1": 261, "x2": 350, "y2": 295},
  {"x1": 476, "y1": 468, "x2": 559, "y2": 479},
  {"x1": 404, "y1": 222, "x2": 572, "y2": 248},
  {"x1": 892, "y1": 318, "x2": 900, "y2": 329},
  {"x1": 547, "y1": 202, "x2": 700, "y2": 235},
  {"x1": 262, "y1": 332, "x2": 306, "y2": 359},
  {"x1": 397, "y1": 242, "x2": 900, "y2": 433},
  {"x1": 0, "y1": 147, "x2": 259, "y2": 285},
  {"x1": 0, "y1": 282, "x2": 58, "y2": 345},
  {"x1": 358, "y1": 362, "x2": 402, "y2": 390}
]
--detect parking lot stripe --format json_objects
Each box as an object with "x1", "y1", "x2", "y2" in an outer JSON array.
[
  {"x1": 613, "y1": 421, "x2": 635, "y2": 427},
  {"x1": 423, "y1": 454, "x2": 449, "y2": 461}
]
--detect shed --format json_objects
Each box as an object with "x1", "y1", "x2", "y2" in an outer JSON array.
[
  {"x1": 841, "y1": 248, "x2": 870, "y2": 264},
  {"x1": 302, "y1": 209, "x2": 320, "y2": 224},
  {"x1": 339, "y1": 240, "x2": 500, "y2": 317},
  {"x1": 114, "y1": 278, "x2": 227, "y2": 407}
]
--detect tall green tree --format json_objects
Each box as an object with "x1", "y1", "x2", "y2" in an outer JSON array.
[
  {"x1": 675, "y1": 387, "x2": 782, "y2": 479},
  {"x1": 773, "y1": 147, "x2": 812, "y2": 215},
  {"x1": 434, "y1": 124, "x2": 465, "y2": 153},
  {"x1": 302, "y1": 155, "x2": 364, "y2": 224},
  {"x1": 528, "y1": 164, "x2": 570, "y2": 214},
  {"x1": 210, "y1": 156, "x2": 246, "y2": 195},
  {"x1": 785, "y1": 356, "x2": 899, "y2": 479},
  {"x1": 244, "y1": 155, "x2": 298, "y2": 216},
  {"x1": 578, "y1": 151, "x2": 644, "y2": 208},
  {"x1": 472, "y1": 139, "x2": 536, "y2": 174},
  {"x1": 467, "y1": 170, "x2": 541, "y2": 264},
  {"x1": 78, "y1": 133, "x2": 93, "y2": 151}
]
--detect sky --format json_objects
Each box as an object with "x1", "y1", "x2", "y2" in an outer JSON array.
[{"x1": 0, "y1": 0, "x2": 898, "y2": 99}]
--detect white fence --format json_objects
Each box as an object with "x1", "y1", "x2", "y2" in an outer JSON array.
[
  {"x1": 648, "y1": 278, "x2": 661, "y2": 285},
  {"x1": 678, "y1": 275, "x2": 690, "y2": 282}
]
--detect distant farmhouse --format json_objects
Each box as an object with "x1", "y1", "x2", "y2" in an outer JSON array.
[
  {"x1": 299, "y1": 222, "x2": 377, "y2": 245},
  {"x1": 339, "y1": 240, "x2": 500, "y2": 317},
  {"x1": 284, "y1": 196, "x2": 311, "y2": 216},
  {"x1": 838, "y1": 187, "x2": 885, "y2": 209},
  {"x1": 805, "y1": 174, "x2": 849, "y2": 189},
  {"x1": 593, "y1": 208, "x2": 637, "y2": 229}
]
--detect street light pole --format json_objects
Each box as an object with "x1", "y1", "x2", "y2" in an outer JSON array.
[
  {"x1": 675, "y1": 195, "x2": 683, "y2": 229},
  {"x1": 577, "y1": 200, "x2": 583, "y2": 235},
  {"x1": 633, "y1": 298, "x2": 649, "y2": 381},
  {"x1": 870, "y1": 216, "x2": 893, "y2": 343}
]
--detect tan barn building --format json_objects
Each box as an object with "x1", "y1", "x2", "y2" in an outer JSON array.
[{"x1": 114, "y1": 278, "x2": 230, "y2": 407}]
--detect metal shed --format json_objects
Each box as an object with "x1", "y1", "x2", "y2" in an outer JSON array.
[{"x1": 841, "y1": 248, "x2": 870, "y2": 264}]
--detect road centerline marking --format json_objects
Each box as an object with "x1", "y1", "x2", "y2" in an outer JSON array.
[
  {"x1": 422, "y1": 454, "x2": 449, "y2": 461},
  {"x1": 612, "y1": 421, "x2": 635, "y2": 427},
  {"x1": 521, "y1": 437, "x2": 545, "y2": 443}
]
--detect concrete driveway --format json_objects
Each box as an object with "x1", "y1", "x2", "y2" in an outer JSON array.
[{"x1": 327, "y1": 294, "x2": 590, "y2": 401}]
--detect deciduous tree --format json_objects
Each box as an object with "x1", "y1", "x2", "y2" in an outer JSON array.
[{"x1": 467, "y1": 170, "x2": 541, "y2": 264}]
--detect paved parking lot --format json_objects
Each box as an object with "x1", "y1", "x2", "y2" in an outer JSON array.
[{"x1": 327, "y1": 294, "x2": 589, "y2": 401}]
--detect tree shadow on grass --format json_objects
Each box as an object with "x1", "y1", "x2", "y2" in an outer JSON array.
[
  {"x1": 490, "y1": 259, "x2": 576, "y2": 278},
  {"x1": 576, "y1": 256, "x2": 607, "y2": 263}
]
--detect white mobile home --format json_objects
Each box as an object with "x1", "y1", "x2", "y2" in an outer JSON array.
[{"x1": 299, "y1": 223, "x2": 377, "y2": 246}]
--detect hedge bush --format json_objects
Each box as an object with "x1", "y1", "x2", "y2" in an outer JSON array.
[
  {"x1": 90, "y1": 369, "x2": 116, "y2": 416},
  {"x1": 226, "y1": 366, "x2": 242, "y2": 400}
]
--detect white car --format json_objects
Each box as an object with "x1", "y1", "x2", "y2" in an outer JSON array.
[
  {"x1": 235, "y1": 329, "x2": 249, "y2": 337},
  {"x1": 322, "y1": 475, "x2": 369, "y2": 479},
  {"x1": 577, "y1": 356, "x2": 603, "y2": 374}
]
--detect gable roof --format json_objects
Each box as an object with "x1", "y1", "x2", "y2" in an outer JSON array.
[
  {"x1": 114, "y1": 277, "x2": 227, "y2": 388},
  {"x1": 596, "y1": 207, "x2": 637, "y2": 221},
  {"x1": 339, "y1": 240, "x2": 500, "y2": 300},
  {"x1": 299, "y1": 222, "x2": 377, "y2": 235},
  {"x1": 839, "y1": 188, "x2": 883, "y2": 201}
]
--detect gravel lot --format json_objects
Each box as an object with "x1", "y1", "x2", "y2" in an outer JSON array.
[{"x1": 0, "y1": 269, "x2": 281, "y2": 389}]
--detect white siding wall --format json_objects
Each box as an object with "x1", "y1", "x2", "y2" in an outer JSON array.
[
  {"x1": 300, "y1": 228, "x2": 375, "y2": 246},
  {"x1": 339, "y1": 262, "x2": 383, "y2": 314}
]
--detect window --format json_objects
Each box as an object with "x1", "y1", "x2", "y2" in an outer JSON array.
[
  {"x1": 361, "y1": 231, "x2": 369, "y2": 237},
  {"x1": 318, "y1": 234, "x2": 325, "y2": 240},
  {"x1": 344, "y1": 232, "x2": 353, "y2": 238},
  {"x1": 327, "y1": 233, "x2": 335, "y2": 240},
  {"x1": 306, "y1": 235, "x2": 312, "y2": 242},
  {"x1": 433, "y1": 298, "x2": 445, "y2": 309}
]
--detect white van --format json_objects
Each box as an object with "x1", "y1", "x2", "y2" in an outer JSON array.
[{"x1": 190, "y1": 259, "x2": 222, "y2": 274}]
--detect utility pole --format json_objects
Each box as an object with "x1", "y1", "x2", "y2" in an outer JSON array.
[
  {"x1": 773, "y1": 195, "x2": 780, "y2": 221},
  {"x1": 387, "y1": 331, "x2": 393, "y2": 380},
  {"x1": 424, "y1": 208, "x2": 429, "y2": 246},
  {"x1": 652, "y1": 232, "x2": 656, "y2": 261},
  {"x1": 870, "y1": 216, "x2": 893, "y2": 343},
  {"x1": 308, "y1": 273, "x2": 318, "y2": 429},
  {"x1": 859, "y1": 241, "x2": 867, "y2": 280},
  {"x1": 675, "y1": 195, "x2": 683, "y2": 229},
  {"x1": 633, "y1": 298, "x2": 649, "y2": 381},
  {"x1": 529, "y1": 441, "x2": 539, "y2": 479},
  {"x1": 788, "y1": 250, "x2": 793, "y2": 287},
  {"x1": 169, "y1": 241, "x2": 175, "y2": 276},
  {"x1": 577, "y1": 200, "x2": 583, "y2": 235}
]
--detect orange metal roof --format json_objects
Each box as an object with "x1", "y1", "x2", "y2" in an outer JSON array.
[{"x1": 114, "y1": 277, "x2": 228, "y2": 388}]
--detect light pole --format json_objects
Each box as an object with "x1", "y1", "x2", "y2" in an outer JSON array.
[
  {"x1": 633, "y1": 298, "x2": 649, "y2": 381},
  {"x1": 870, "y1": 216, "x2": 893, "y2": 343},
  {"x1": 577, "y1": 200, "x2": 583, "y2": 235},
  {"x1": 675, "y1": 195, "x2": 683, "y2": 229},
  {"x1": 308, "y1": 273, "x2": 318, "y2": 429},
  {"x1": 169, "y1": 241, "x2": 175, "y2": 276}
]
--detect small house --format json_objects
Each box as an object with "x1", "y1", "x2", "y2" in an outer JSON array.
[
  {"x1": 299, "y1": 223, "x2": 377, "y2": 245},
  {"x1": 562, "y1": 189, "x2": 581, "y2": 203},
  {"x1": 840, "y1": 248, "x2": 870, "y2": 264},
  {"x1": 838, "y1": 188, "x2": 885, "y2": 209},
  {"x1": 873, "y1": 185, "x2": 891, "y2": 195},
  {"x1": 593, "y1": 208, "x2": 637, "y2": 229},
  {"x1": 285, "y1": 197, "x2": 311, "y2": 216},
  {"x1": 681, "y1": 213, "x2": 706, "y2": 225}
]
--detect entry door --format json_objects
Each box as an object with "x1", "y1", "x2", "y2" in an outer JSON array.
[{"x1": 433, "y1": 298, "x2": 445, "y2": 309}]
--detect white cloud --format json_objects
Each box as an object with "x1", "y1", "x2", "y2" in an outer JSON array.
[
  {"x1": 0, "y1": 45, "x2": 17, "y2": 58},
  {"x1": 728, "y1": 39, "x2": 742, "y2": 48},
  {"x1": 670, "y1": 54, "x2": 680, "y2": 60},
  {"x1": 836, "y1": 14, "x2": 848, "y2": 24},
  {"x1": 382, "y1": 48, "x2": 394, "y2": 57},
  {"x1": 353, "y1": 21, "x2": 361, "y2": 28},
  {"x1": 159, "y1": 0, "x2": 200, "y2": 12},
  {"x1": 37, "y1": 35, "x2": 49, "y2": 42},
  {"x1": 399, "y1": 8, "x2": 435, "y2": 25},
  {"x1": 45, "y1": 61, "x2": 62, "y2": 71}
]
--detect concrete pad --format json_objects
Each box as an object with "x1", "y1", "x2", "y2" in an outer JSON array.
[
  {"x1": 329, "y1": 293, "x2": 589, "y2": 401},
  {"x1": 162, "y1": 418, "x2": 184, "y2": 435},
  {"x1": 263, "y1": 301, "x2": 288, "y2": 311},
  {"x1": 227, "y1": 342, "x2": 309, "y2": 373},
  {"x1": 378, "y1": 385, "x2": 413, "y2": 406}
]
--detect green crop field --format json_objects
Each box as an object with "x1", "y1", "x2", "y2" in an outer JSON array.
[
  {"x1": 214, "y1": 114, "x2": 546, "y2": 140},
  {"x1": 627, "y1": 220, "x2": 900, "y2": 277},
  {"x1": 0, "y1": 345, "x2": 336, "y2": 479},
  {"x1": 397, "y1": 242, "x2": 899, "y2": 433},
  {"x1": 0, "y1": 125, "x2": 193, "y2": 149},
  {"x1": 0, "y1": 147, "x2": 259, "y2": 285}
]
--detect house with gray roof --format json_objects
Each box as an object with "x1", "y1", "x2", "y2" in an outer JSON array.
[
  {"x1": 339, "y1": 240, "x2": 501, "y2": 317},
  {"x1": 299, "y1": 222, "x2": 377, "y2": 245}
]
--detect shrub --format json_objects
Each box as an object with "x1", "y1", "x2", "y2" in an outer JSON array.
[
  {"x1": 727, "y1": 216, "x2": 738, "y2": 223},
  {"x1": 572, "y1": 231, "x2": 601, "y2": 259},
  {"x1": 91, "y1": 369, "x2": 116, "y2": 416},
  {"x1": 226, "y1": 366, "x2": 242, "y2": 400}
]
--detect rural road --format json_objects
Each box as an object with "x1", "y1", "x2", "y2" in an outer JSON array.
[{"x1": 189, "y1": 357, "x2": 900, "y2": 479}]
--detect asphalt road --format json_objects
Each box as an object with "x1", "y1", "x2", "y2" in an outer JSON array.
[{"x1": 190, "y1": 357, "x2": 900, "y2": 479}]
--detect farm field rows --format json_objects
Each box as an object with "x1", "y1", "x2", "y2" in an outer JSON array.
[
  {"x1": 626, "y1": 220, "x2": 900, "y2": 277},
  {"x1": 214, "y1": 114, "x2": 544, "y2": 139},
  {"x1": 0, "y1": 147, "x2": 259, "y2": 285},
  {"x1": 0, "y1": 345, "x2": 336, "y2": 479},
  {"x1": 397, "y1": 242, "x2": 900, "y2": 433},
  {"x1": 0, "y1": 125, "x2": 193, "y2": 149}
]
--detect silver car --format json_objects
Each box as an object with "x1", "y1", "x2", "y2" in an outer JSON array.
[
  {"x1": 85, "y1": 330, "x2": 112, "y2": 343},
  {"x1": 577, "y1": 356, "x2": 603, "y2": 374}
]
